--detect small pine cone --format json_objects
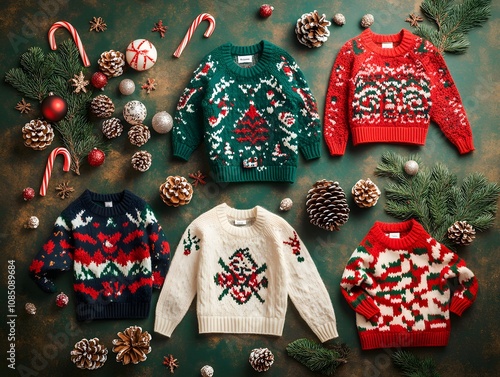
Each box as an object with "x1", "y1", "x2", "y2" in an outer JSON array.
[
  {"x1": 131, "y1": 151, "x2": 152, "y2": 172},
  {"x1": 352, "y1": 178, "x2": 381, "y2": 208},
  {"x1": 447, "y1": 220, "x2": 476, "y2": 246},
  {"x1": 128, "y1": 124, "x2": 151, "y2": 147},
  {"x1": 70, "y1": 338, "x2": 108, "y2": 370},
  {"x1": 361, "y1": 14, "x2": 375, "y2": 28},
  {"x1": 306, "y1": 179, "x2": 350, "y2": 231},
  {"x1": 112, "y1": 326, "x2": 151, "y2": 365},
  {"x1": 295, "y1": 10, "x2": 331, "y2": 48},
  {"x1": 102, "y1": 117, "x2": 123, "y2": 139},
  {"x1": 91, "y1": 94, "x2": 115, "y2": 118},
  {"x1": 98, "y1": 50, "x2": 126, "y2": 78},
  {"x1": 22, "y1": 119, "x2": 54, "y2": 150},
  {"x1": 159, "y1": 176, "x2": 193, "y2": 207},
  {"x1": 249, "y1": 348, "x2": 274, "y2": 372}
]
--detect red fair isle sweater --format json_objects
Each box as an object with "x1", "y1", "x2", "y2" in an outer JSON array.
[
  {"x1": 340, "y1": 220, "x2": 478, "y2": 350},
  {"x1": 324, "y1": 29, "x2": 474, "y2": 156}
]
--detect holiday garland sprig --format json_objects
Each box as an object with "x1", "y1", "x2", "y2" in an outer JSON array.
[
  {"x1": 375, "y1": 152, "x2": 500, "y2": 250},
  {"x1": 392, "y1": 351, "x2": 441, "y2": 377},
  {"x1": 5, "y1": 40, "x2": 104, "y2": 174}
]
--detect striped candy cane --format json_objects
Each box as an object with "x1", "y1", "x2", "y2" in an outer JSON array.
[
  {"x1": 173, "y1": 13, "x2": 216, "y2": 58},
  {"x1": 48, "y1": 21, "x2": 91, "y2": 67},
  {"x1": 40, "y1": 147, "x2": 71, "y2": 196}
]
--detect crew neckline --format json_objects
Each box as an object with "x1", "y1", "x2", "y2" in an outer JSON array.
[
  {"x1": 80, "y1": 189, "x2": 135, "y2": 217},
  {"x1": 361, "y1": 29, "x2": 415, "y2": 57},
  {"x1": 221, "y1": 40, "x2": 274, "y2": 77},
  {"x1": 370, "y1": 219, "x2": 425, "y2": 250},
  {"x1": 216, "y1": 203, "x2": 267, "y2": 237}
]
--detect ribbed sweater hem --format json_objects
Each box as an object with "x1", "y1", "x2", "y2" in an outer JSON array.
[
  {"x1": 76, "y1": 302, "x2": 150, "y2": 321},
  {"x1": 198, "y1": 316, "x2": 285, "y2": 336},
  {"x1": 351, "y1": 126, "x2": 428, "y2": 146},
  {"x1": 359, "y1": 330, "x2": 450, "y2": 350},
  {"x1": 211, "y1": 165, "x2": 296, "y2": 183},
  {"x1": 313, "y1": 321, "x2": 339, "y2": 343}
]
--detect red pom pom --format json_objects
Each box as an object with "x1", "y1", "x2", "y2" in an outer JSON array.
[
  {"x1": 55, "y1": 292, "x2": 69, "y2": 308},
  {"x1": 41, "y1": 93, "x2": 68, "y2": 122},
  {"x1": 87, "y1": 148, "x2": 106, "y2": 167},
  {"x1": 23, "y1": 187, "x2": 35, "y2": 201},
  {"x1": 259, "y1": 4, "x2": 274, "y2": 18},
  {"x1": 91, "y1": 72, "x2": 108, "y2": 89}
]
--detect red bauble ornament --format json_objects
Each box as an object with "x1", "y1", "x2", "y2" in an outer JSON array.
[
  {"x1": 23, "y1": 187, "x2": 36, "y2": 201},
  {"x1": 41, "y1": 93, "x2": 68, "y2": 122},
  {"x1": 55, "y1": 292, "x2": 69, "y2": 308},
  {"x1": 87, "y1": 148, "x2": 106, "y2": 167},
  {"x1": 91, "y1": 72, "x2": 108, "y2": 89},
  {"x1": 259, "y1": 4, "x2": 274, "y2": 18}
]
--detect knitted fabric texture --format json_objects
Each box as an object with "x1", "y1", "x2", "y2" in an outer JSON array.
[
  {"x1": 29, "y1": 190, "x2": 170, "y2": 321},
  {"x1": 324, "y1": 29, "x2": 474, "y2": 156},
  {"x1": 155, "y1": 203, "x2": 338, "y2": 343},
  {"x1": 173, "y1": 40, "x2": 321, "y2": 183},
  {"x1": 340, "y1": 219, "x2": 478, "y2": 350}
]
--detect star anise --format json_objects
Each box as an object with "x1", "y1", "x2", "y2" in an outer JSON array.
[
  {"x1": 15, "y1": 98, "x2": 32, "y2": 114},
  {"x1": 405, "y1": 13, "x2": 424, "y2": 27},
  {"x1": 189, "y1": 170, "x2": 207, "y2": 186},
  {"x1": 89, "y1": 16, "x2": 107, "y2": 32},
  {"x1": 141, "y1": 78, "x2": 157, "y2": 94},
  {"x1": 55, "y1": 181, "x2": 75, "y2": 199},
  {"x1": 162, "y1": 354, "x2": 179, "y2": 373},
  {"x1": 70, "y1": 71, "x2": 89, "y2": 94},
  {"x1": 152, "y1": 20, "x2": 168, "y2": 38}
]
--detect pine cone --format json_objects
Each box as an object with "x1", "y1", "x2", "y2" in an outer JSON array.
[
  {"x1": 98, "y1": 50, "x2": 125, "y2": 78},
  {"x1": 249, "y1": 348, "x2": 274, "y2": 372},
  {"x1": 306, "y1": 179, "x2": 350, "y2": 231},
  {"x1": 22, "y1": 119, "x2": 54, "y2": 150},
  {"x1": 131, "y1": 150, "x2": 152, "y2": 172},
  {"x1": 102, "y1": 117, "x2": 123, "y2": 139},
  {"x1": 112, "y1": 326, "x2": 151, "y2": 365},
  {"x1": 447, "y1": 220, "x2": 476, "y2": 246},
  {"x1": 70, "y1": 338, "x2": 108, "y2": 370},
  {"x1": 128, "y1": 124, "x2": 151, "y2": 147},
  {"x1": 90, "y1": 94, "x2": 115, "y2": 118},
  {"x1": 295, "y1": 10, "x2": 331, "y2": 48},
  {"x1": 352, "y1": 178, "x2": 381, "y2": 208},
  {"x1": 159, "y1": 176, "x2": 193, "y2": 207}
]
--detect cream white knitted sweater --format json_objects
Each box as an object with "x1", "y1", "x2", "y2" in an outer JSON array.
[{"x1": 154, "y1": 203, "x2": 338, "y2": 342}]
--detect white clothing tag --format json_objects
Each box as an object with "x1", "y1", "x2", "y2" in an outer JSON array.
[
  {"x1": 104, "y1": 201, "x2": 113, "y2": 208},
  {"x1": 237, "y1": 55, "x2": 253, "y2": 63},
  {"x1": 234, "y1": 219, "x2": 248, "y2": 226},
  {"x1": 382, "y1": 42, "x2": 394, "y2": 49},
  {"x1": 389, "y1": 232, "x2": 400, "y2": 239}
]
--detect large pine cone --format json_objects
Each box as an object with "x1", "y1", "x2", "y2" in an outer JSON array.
[
  {"x1": 295, "y1": 10, "x2": 331, "y2": 48},
  {"x1": 306, "y1": 179, "x2": 350, "y2": 231},
  {"x1": 91, "y1": 94, "x2": 115, "y2": 118},
  {"x1": 70, "y1": 338, "x2": 108, "y2": 370},
  {"x1": 22, "y1": 119, "x2": 54, "y2": 150},
  {"x1": 112, "y1": 326, "x2": 151, "y2": 365},
  {"x1": 352, "y1": 178, "x2": 381, "y2": 208},
  {"x1": 159, "y1": 176, "x2": 193, "y2": 207},
  {"x1": 128, "y1": 124, "x2": 151, "y2": 147},
  {"x1": 98, "y1": 50, "x2": 125, "y2": 78},
  {"x1": 249, "y1": 348, "x2": 274, "y2": 372},
  {"x1": 102, "y1": 117, "x2": 123, "y2": 139},
  {"x1": 447, "y1": 220, "x2": 476, "y2": 246},
  {"x1": 131, "y1": 150, "x2": 152, "y2": 172}
]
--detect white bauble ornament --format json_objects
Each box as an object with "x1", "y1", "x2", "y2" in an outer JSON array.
[
  {"x1": 361, "y1": 14, "x2": 375, "y2": 28},
  {"x1": 123, "y1": 100, "x2": 147, "y2": 125},
  {"x1": 152, "y1": 111, "x2": 173, "y2": 134},
  {"x1": 119, "y1": 79, "x2": 135, "y2": 95},
  {"x1": 404, "y1": 160, "x2": 419, "y2": 175},
  {"x1": 125, "y1": 39, "x2": 157, "y2": 71},
  {"x1": 200, "y1": 365, "x2": 214, "y2": 377},
  {"x1": 279, "y1": 198, "x2": 293, "y2": 211}
]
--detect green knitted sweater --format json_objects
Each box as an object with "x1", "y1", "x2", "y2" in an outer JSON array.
[{"x1": 172, "y1": 40, "x2": 321, "y2": 183}]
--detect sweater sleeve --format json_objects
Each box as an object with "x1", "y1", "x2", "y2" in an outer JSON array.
[
  {"x1": 29, "y1": 214, "x2": 74, "y2": 293},
  {"x1": 144, "y1": 205, "x2": 171, "y2": 289},
  {"x1": 154, "y1": 224, "x2": 201, "y2": 337},
  {"x1": 280, "y1": 223, "x2": 338, "y2": 342},
  {"x1": 423, "y1": 44, "x2": 474, "y2": 154},
  {"x1": 323, "y1": 41, "x2": 354, "y2": 156},
  {"x1": 172, "y1": 56, "x2": 215, "y2": 161},
  {"x1": 340, "y1": 244, "x2": 380, "y2": 320}
]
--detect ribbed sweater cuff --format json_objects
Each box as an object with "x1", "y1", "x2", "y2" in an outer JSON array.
[
  {"x1": 301, "y1": 143, "x2": 321, "y2": 160},
  {"x1": 313, "y1": 321, "x2": 339, "y2": 343},
  {"x1": 325, "y1": 139, "x2": 346, "y2": 156},
  {"x1": 355, "y1": 299, "x2": 380, "y2": 320},
  {"x1": 154, "y1": 316, "x2": 177, "y2": 337},
  {"x1": 450, "y1": 298, "x2": 472, "y2": 316},
  {"x1": 172, "y1": 143, "x2": 195, "y2": 161},
  {"x1": 455, "y1": 137, "x2": 474, "y2": 154}
]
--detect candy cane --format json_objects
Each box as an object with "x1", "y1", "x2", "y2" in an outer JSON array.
[
  {"x1": 173, "y1": 13, "x2": 216, "y2": 58},
  {"x1": 40, "y1": 147, "x2": 71, "y2": 196},
  {"x1": 48, "y1": 21, "x2": 91, "y2": 67}
]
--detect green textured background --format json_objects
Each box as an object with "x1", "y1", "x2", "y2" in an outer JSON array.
[{"x1": 0, "y1": 1, "x2": 498, "y2": 376}]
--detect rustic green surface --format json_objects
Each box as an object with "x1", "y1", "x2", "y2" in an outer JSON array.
[{"x1": 0, "y1": 1, "x2": 498, "y2": 376}]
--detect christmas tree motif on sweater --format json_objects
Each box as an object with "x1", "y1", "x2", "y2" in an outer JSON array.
[
  {"x1": 183, "y1": 229, "x2": 200, "y2": 255},
  {"x1": 214, "y1": 247, "x2": 268, "y2": 304},
  {"x1": 234, "y1": 101, "x2": 269, "y2": 145},
  {"x1": 283, "y1": 231, "x2": 304, "y2": 262}
]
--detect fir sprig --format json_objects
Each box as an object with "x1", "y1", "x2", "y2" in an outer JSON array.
[{"x1": 392, "y1": 350, "x2": 441, "y2": 377}]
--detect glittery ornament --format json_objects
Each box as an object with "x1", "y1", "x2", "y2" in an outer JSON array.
[
  {"x1": 56, "y1": 292, "x2": 69, "y2": 307},
  {"x1": 259, "y1": 4, "x2": 274, "y2": 18},
  {"x1": 279, "y1": 198, "x2": 293, "y2": 211},
  {"x1": 361, "y1": 14, "x2": 374, "y2": 28},
  {"x1": 123, "y1": 100, "x2": 147, "y2": 125},
  {"x1": 119, "y1": 79, "x2": 135, "y2": 95},
  {"x1": 25, "y1": 216, "x2": 39, "y2": 229},
  {"x1": 333, "y1": 13, "x2": 346, "y2": 26},
  {"x1": 87, "y1": 148, "x2": 106, "y2": 167},
  {"x1": 91, "y1": 72, "x2": 108, "y2": 90},
  {"x1": 200, "y1": 365, "x2": 214, "y2": 377},
  {"x1": 126, "y1": 39, "x2": 157, "y2": 71},
  {"x1": 25, "y1": 302, "x2": 37, "y2": 315},
  {"x1": 152, "y1": 111, "x2": 173, "y2": 134},
  {"x1": 404, "y1": 160, "x2": 419, "y2": 175},
  {"x1": 23, "y1": 187, "x2": 35, "y2": 201}
]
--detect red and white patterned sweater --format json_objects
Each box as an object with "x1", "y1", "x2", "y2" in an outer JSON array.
[
  {"x1": 340, "y1": 220, "x2": 478, "y2": 350},
  {"x1": 324, "y1": 29, "x2": 474, "y2": 155}
]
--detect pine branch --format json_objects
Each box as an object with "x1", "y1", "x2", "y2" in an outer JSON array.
[
  {"x1": 392, "y1": 351, "x2": 441, "y2": 377},
  {"x1": 286, "y1": 339, "x2": 349, "y2": 375}
]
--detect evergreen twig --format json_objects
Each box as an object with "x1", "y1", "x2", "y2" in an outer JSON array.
[{"x1": 392, "y1": 350, "x2": 441, "y2": 377}]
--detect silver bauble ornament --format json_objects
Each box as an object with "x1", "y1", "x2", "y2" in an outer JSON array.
[
  {"x1": 404, "y1": 160, "x2": 419, "y2": 175},
  {"x1": 152, "y1": 111, "x2": 173, "y2": 134},
  {"x1": 333, "y1": 13, "x2": 346, "y2": 26},
  {"x1": 25, "y1": 216, "x2": 39, "y2": 229},
  {"x1": 200, "y1": 365, "x2": 214, "y2": 377},
  {"x1": 119, "y1": 79, "x2": 135, "y2": 95},
  {"x1": 361, "y1": 14, "x2": 375, "y2": 28},
  {"x1": 123, "y1": 100, "x2": 147, "y2": 125}
]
